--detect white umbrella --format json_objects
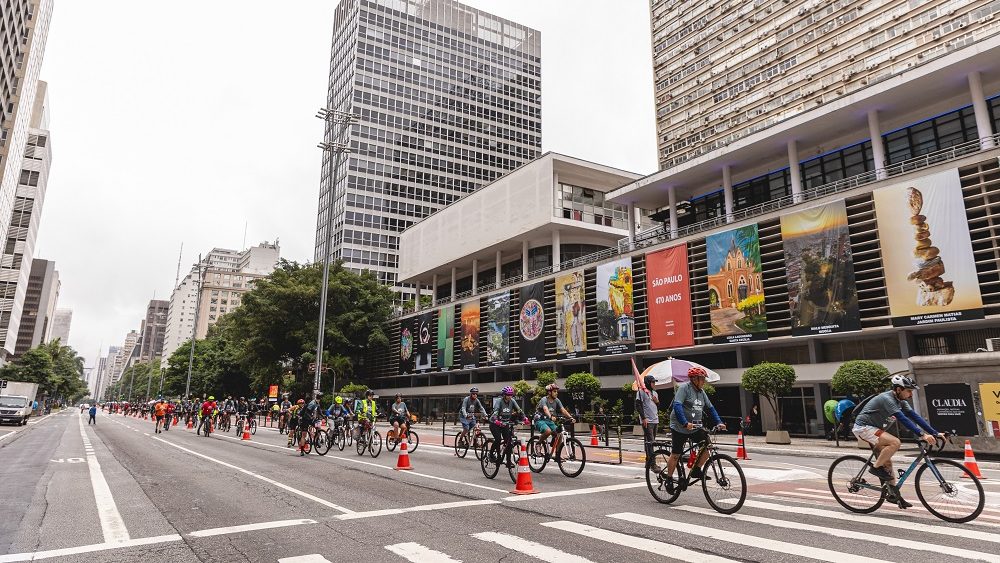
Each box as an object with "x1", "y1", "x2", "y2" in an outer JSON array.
[{"x1": 638, "y1": 358, "x2": 721, "y2": 387}]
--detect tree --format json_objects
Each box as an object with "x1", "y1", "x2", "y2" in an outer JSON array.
[
  {"x1": 565, "y1": 372, "x2": 602, "y2": 403},
  {"x1": 0, "y1": 342, "x2": 87, "y2": 404},
  {"x1": 741, "y1": 362, "x2": 796, "y2": 431},
  {"x1": 831, "y1": 360, "x2": 890, "y2": 398},
  {"x1": 339, "y1": 382, "x2": 369, "y2": 401},
  {"x1": 531, "y1": 370, "x2": 558, "y2": 404}
]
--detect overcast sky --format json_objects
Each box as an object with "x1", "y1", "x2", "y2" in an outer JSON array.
[{"x1": 35, "y1": 0, "x2": 656, "y2": 371}]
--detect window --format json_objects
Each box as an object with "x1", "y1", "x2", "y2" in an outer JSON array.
[
  {"x1": 802, "y1": 142, "x2": 874, "y2": 189},
  {"x1": 884, "y1": 106, "x2": 979, "y2": 164},
  {"x1": 557, "y1": 184, "x2": 629, "y2": 229}
]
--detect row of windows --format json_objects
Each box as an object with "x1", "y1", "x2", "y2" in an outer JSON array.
[
  {"x1": 347, "y1": 175, "x2": 460, "y2": 207},
  {"x1": 17, "y1": 169, "x2": 40, "y2": 186},
  {"x1": 353, "y1": 121, "x2": 535, "y2": 164},
  {"x1": 342, "y1": 229, "x2": 399, "y2": 250},
  {"x1": 348, "y1": 153, "x2": 502, "y2": 184},
  {"x1": 340, "y1": 247, "x2": 399, "y2": 268},
  {"x1": 343, "y1": 210, "x2": 414, "y2": 232},
  {"x1": 352, "y1": 136, "x2": 521, "y2": 176},
  {"x1": 345, "y1": 191, "x2": 436, "y2": 218},
  {"x1": 357, "y1": 105, "x2": 538, "y2": 151}
]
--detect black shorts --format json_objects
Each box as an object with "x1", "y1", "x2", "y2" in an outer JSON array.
[
  {"x1": 298, "y1": 417, "x2": 315, "y2": 430},
  {"x1": 670, "y1": 428, "x2": 709, "y2": 455},
  {"x1": 389, "y1": 414, "x2": 407, "y2": 425},
  {"x1": 155, "y1": 415, "x2": 164, "y2": 421}
]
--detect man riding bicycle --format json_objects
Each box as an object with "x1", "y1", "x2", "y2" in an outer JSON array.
[
  {"x1": 298, "y1": 395, "x2": 321, "y2": 455},
  {"x1": 278, "y1": 394, "x2": 292, "y2": 432},
  {"x1": 459, "y1": 387, "x2": 486, "y2": 439},
  {"x1": 326, "y1": 396, "x2": 352, "y2": 430},
  {"x1": 852, "y1": 374, "x2": 943, "y2": 508},
  {"x1": 197, "y1": 396, "x2": 217, "y2": 436},
  {"x1": 665, "y1": 367, "x2": 726, "y2": 492},
  {"x1": 356, "y1": 390, "x2": 378, "y2": 432},
  {"x1": 389, "y1": 394, "x2": 411, "y2": 440},
  {"x1": 489, "y1": 386, "x2": 527, "y2": 462},
  {"x1": 534, "y1": 383, "x2": 575, "y2": 456},
  {"x1": 236, "y1": 397, "x2": 249, "y2": 429}
]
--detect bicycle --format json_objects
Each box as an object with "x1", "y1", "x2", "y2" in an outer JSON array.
[
  {"x1": 646, "y1": 426, "x2": 747, "y2": 514},
  {"x1": 330, "y1": 417, "x2": 350, "y2": 451},
  {"x1": 355, "y1": 419, "x2": 382, "y2": 458},
  {"x1": 313, "y1": 420, "x2": 333, "y2": 456},
  {"x1": 217, "y1": 412, "x2": 232, "y2": 433},
  {"x1": 526, "y1": 417, "x2": 586, "y2": 477},
  {"x1": 278, "y1": 411, "x2": 290, "y2": 435},
  {"x1": 828, "y1": 433, "x2": 984, "y2": 523},
  {"x1": 386, "y1": 423, "x2": 420, "y2": 452},
  {"x1": 481, "y1": 420, "x2": 523, "y2": 484},
  {"x1": 455, "y1": 417, "x2": 487, "y2": 460}
]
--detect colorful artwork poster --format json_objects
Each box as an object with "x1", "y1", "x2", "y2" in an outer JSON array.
[
  {"x1": 596, "y1": 257, "x2": 635, "y2": 355},
  {"x1": 706, "y1": 224, "x2": 767, "y2": 344},
  {"x1": 486, "y1": 292, "x2": 510, "y2": 366},
  {"x1": 518, "y1": 282, "x2": 545, "y2": 363},
  {"x1": 399, "y1": 321, "x2": 414, "y2": 375},
  {"x1": 555, "y1": 271, "x2": 587, "y2": 358},
  {"x1": 780, "y1": 200, "x2": 861, "y2": 336},
  {"x1": 646, "y1": 245, "x2": 694, "y2": 349},
  {"x1": 414, "y1": 312, "x2": 434, "y2": 372},
  {"x1": 460, "y1": 301, "x2": 480, "y2": 369},
  {"x1": 872, "y1": 169, "x2": 984, "y2": 326},
  {"x1": 436, "y1": 305, "x2": 455, "y2": 370}
]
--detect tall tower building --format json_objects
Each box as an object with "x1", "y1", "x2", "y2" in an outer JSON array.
[
  {"x1": 315, "y1": 0, "x2": 541, "y2": 298},
  {"x1": 13, "y1": 257, "x2": 58, "y2": 355},
  {"x1": 138, "y1": 300, "x2": 169, "y2": 362},
  {"x1": 50, "y1": 307, "x2": 71, "y2": 344}
]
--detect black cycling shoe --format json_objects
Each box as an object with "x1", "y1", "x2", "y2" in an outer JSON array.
[
  {"x1": 664, "y1": 476, "x2": 675, "y2": 494},
  {"x1": 689, "y1": 467, "x2": 704, "y2": 480},
  {"x1": 868, "y1": 465, "x2": 892, "y2": 483}
]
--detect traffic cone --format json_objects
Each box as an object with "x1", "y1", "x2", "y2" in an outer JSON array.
[
  {"x1": 242, "y1": 426, "x2": 252, "y2": 441},
  {"x1": 737, "y1": 431, "x2": 751, "y2": 460},
  {"x1": 394, "y1": 440, "x2": 413, "y2": 470},
  {"x1": 186, "y1": 418, "x2": 193, "y2": 430},
  {"x1": 511, "y1": 443, "x2": 539, "y2": 495},
  {"x1": 590, "y1": 425, "x2": 599, "y2": 447},
  {"x1": 686, "y1": 448, "x2": 697, "y2": 468},
  {"x1": 961, "y1": 440, "x2": 985, "y2": 479}
]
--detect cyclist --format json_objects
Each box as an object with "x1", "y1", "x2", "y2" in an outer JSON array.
[
  {"x1": 236, "y1": 397, "x2": 249, "y2": 432},
  {"x1": 636, "y1": 374, "x2": 661, "y2": 472},
  {"x1": 326, "y1": 396, "x2": 352, "y2": 435},
  {"x1": 164, "y1": 399, "x2": 176, "y2": 431},
  {"x1": 489, "y1": 386, "x2": 527, "y2": 462},
  {"x1": 198, "y1": 396, "x2": 217, "y2": 436},
  {"x1": 665, "y1": 367, "x2": 725, "y2": 492},
  {"x1": 852, "y1": 374, "x2": 943, "y2": 508},
  {"x1": 153, "y1": 398, "x2": 167, "y2": 434},
  {"x1": 534, "y1": 383, "x2": 575, "y2": 457},
  {"x1": 389, "y1": 394, "x2": 410, "y2": 441},
  {"x1": 356, "y1": 390, "x2": 378, "y2": 439},
  {"x1": 299, "y1": 395, "x2": 321, "y2": 455},
  {"x1": 278, "y1": 394, "x2": 292, "y2": 433},
  {"x1": 458, "y1": 387, "x2": 486, "y2": 444},
  {"x1": 287, "y1": 400, "x2": 303, "y2": 448}
]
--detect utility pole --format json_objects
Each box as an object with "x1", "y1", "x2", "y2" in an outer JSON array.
[
  {"x1": 313, "y1": 108, "x2": 357, "y2": 398},
  {"x1": 184, "y1": 254, "x2": 205, "y2": 398}
]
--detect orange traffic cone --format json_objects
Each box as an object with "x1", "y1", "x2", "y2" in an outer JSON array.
[
  {"x1": 590, "y1": 425, "x2": 599, "y2": 447},
  {"x1": 736, "y1": 431, "x2": 751, "y2": 460},
  {"x1": 961, "y1": 440, "x2": 984, "y2": 479},
  {"x1": 686, "y1": 448, "x2": 697, "y2": 468},
  {"x1": 395, "y1": 440, "x2": 413, "y2": 470},
  {"x1": 511, "y1": 443, "x2": 539, "y2": 495},
  {"x1": 186, "y1": 418, "x2": 193, "y2": 430},
  {"x1": 242, "y1": 426, "x2": 252, "y2": 441}
]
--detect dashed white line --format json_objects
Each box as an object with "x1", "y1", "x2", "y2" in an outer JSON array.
[
  {"x1": 336, "y1": 499, "x2": 499, "y2": 520},
  {"x1": 188, "y1": 519, "x2": 318, "y2": 538},
  {"x1": 472, "y1": 531, "x2": 595, "y2": 562},
  {"x1": 0, "y1": 535, "x2": 181, "y2": 562},
  {"x1": 385, "y1": 542, "x2": 462, "y2": 562}
]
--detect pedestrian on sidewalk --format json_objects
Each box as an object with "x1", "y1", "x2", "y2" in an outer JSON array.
[
  {"x1": 88, "y1": 405, "x2": 97, "y2": 425},
  {"x1": 636, "y1": 374, "x2": 660, "y2": 472}
]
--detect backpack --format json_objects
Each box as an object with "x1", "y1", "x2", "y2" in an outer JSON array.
[{"x1": 847, "y1": 393, "x2": 878, "y2": 427}]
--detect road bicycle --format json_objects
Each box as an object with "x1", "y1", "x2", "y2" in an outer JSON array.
[
  {"x1": 313, "y1": 421, "x2": 333, "y2": 456},
  {"x1": 235, "y1": 414, "x2": 256, "y2": 436},
  {"x1": 828, "y1": 433, "x2": 984, "y2": 523},
  {"x1": 217, "y1": 412, "x2": 232, "y2": 433},
  {"x1": 455, "y1": 417, "x2": 487, "y2": 460},
  {"x1": 481, "y1": 420, "x2": 524, "y2": 483},
  {"x1": 355, "y1": 420, "x2": 382, "y2": 458},
  {"x1": 197, "y1": 415, "x2": 212, "y2": 438},
  {"x1": 330, "y1": 417, "x2": 351, "y2": 451},
  {"x1": 526, "y1": 417, "x2": 586, "y2": 477},
  {"x1": 278, "y1": 412, "x2": 290, "y2": 435},
  {"x1": 646, "y1": 425, "x2": 747, "y2": 514},
  {"x1": 386, "y1": 423, "x2": 420, "y2": 453}
]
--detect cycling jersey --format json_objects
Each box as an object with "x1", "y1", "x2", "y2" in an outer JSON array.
[
  {"x1": 854, "y1": 390, "x2": 937, "y2": 437},
  {"x1": 460, "y1": 396, "x2": 485, "y2": 418},
  {"x1": 200, "y1": 401, "x2": 217, "y2": 416},
  {"x1": 490, "y1": 397, "x2": 523, "y2": 423},
  {"x1": 280, "y1": 400, "x2": 291, "y2": 413},
  {"x1": 670, "y1": 382, "x2": 722, "y2": 434},
  {"x1": 327, "y1": 404, "x2": 349, "y2": 418}
]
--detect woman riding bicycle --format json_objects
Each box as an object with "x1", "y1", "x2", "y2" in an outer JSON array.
[
  {"x1": 389, "y1": 394, "x2": 410, "y2": 440},
  {"x1": 489, "y1": 386, "x2": 527, "y2": 462}
]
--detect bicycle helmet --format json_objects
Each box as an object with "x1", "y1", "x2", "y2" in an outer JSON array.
[
  {"x1": 501, "y1": 386, "x2": 515, "y2": 396},
  {"x1": 890, "y1": 374, "x2": 918, "y2": 389},
  {"x1": 365, "y1": 390, "x2": 375, "y2": 397},
  {"x1": 545, "y1": 383, "x2": 559, "y2": 392},
  {"x1": 470, "y1": 387, "x2": 479, "y2": 394},
  {"x1": 688, "y1": 366, "x2": 708, "y2": 378},
  {"x1": 335, "y1": 396, "x2": 343, "y2": 404},
  {"x1": 297, "y1": 399, "x2": 305, "y2": 405},
  {"x1": 208, "y1": 396, "x2": 215, "y2": 401}
]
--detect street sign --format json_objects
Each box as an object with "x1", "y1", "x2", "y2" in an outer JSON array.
[
  {"x1": 308, "y1": 363, "x2": 330, "y2": 372},
  {"x1": 571, "y1": 391, "x2": 585, "y2": 401}
]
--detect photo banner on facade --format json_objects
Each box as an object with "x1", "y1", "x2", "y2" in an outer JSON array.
[
  {"x1": 399, "y1": 321, "x2": 414, "y2": 375},
  {"x1": 706, "y1": 224, "x2": 767, "y2": 344},
  {"x1": 780, "y1": 200, "x2": 861, "y2": 336},
  {"x1": 436, "y1": 305, "x2": 455, "y2": 370},
  {"x1": 596, "y1": 257, "x2": 634, "y2": 355},
  {"x1": 486, "y1": 292, "x2": 510, "y2": 366},
  {"x1": 460, "y1": 300, "x2": 480, "y2": 369},
  {"x1": 923, "y1": 383, "x2": 979, "y2": 436},
  {"x1": 414, "y1": 312, "x2": 434, "y2": 372},
  {"x1": 555, "y1": 271, "x2": 587, "y2": 358},
  {"x1": 872, "y1": 168, "x2": 984, "y2": 326},
  {"x1": 518, "y1": 282, "x2": 545, "y2": 363},
  {"x1": 646, "y1": 245, "x2": 694, "y2": 349}
]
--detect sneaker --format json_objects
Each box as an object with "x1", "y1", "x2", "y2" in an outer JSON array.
[
  {"x1": 650, "y1": 464, "x2": 664, "y2": 475},
  {"x1": 868, "y1": 465, "x2": 892, "y2": 483},
  {"x1": 689, "y1": 467, "x2": 704, "y2": 480}
]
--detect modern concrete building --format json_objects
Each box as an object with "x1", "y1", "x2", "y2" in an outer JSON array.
[
  {"x1": 138, "y1": 300, "x2": 168, "y2": 362},
  {"x1": 50, "y1": 308, "x2": 71, "y2": 345},
  {"x1": 99, "y1": 345, "x2": 121, "y2": 401},
  {"x1": 315, "y1": 0, "x2": 541, "y2": 300},
  {"x1": 13, "y1": 257, "x2": 58, "y2": 355},
  {"x1": 91, "y1": 355, "x2": 108, "y2": 400}
]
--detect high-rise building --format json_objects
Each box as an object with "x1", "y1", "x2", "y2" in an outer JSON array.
[
  {"x1": 138, "y1": 300, "x2": 168, "y2": 362},
  {"x1": 100, "y1": 345, "x2": 121, "y2": 400},
  {"x1": 13, "y1": 257, "x2": 58, "y2": 355},
  {"x1": 50, "y1": 308, "x2": 71, "y2": 345},
  {"x1": 315, "y1": 0, "x2": 541, "y2": 298},
  {"x1": 91, "y1": 355, "x2": 108, "y2": 400}
]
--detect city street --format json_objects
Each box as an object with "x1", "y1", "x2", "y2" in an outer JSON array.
[{"x1": 1, "y1": 410, "x2": 999, "y2": 562}]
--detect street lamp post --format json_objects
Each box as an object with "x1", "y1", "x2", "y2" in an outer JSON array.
[
  {"x1": 313, "y1": 108, "x2": 357, "y2": 398},
  {"x1": 184, "y1": 254, "x2": 206, "y2": 399}
]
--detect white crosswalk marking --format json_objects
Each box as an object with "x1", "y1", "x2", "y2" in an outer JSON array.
[
  {"x1": 278, "y1": 556, "x2": 332, "y2": 563},
  {"x1": 385, "y1": 542, "x2": 462, "y2": 562},
  {"x1": 471, "y1": 532, "x2": 594, "y2": 563},
  {"x1": 672, "y1": 505, "x2": 999, "y2": 561},
  {"x1": 540, "y1": 521, "x2": 735, "y2": 562},
  {"x1": 610, "y1": 513, "x2": 891, "y2": 563},
  {"x1": 769, "y1": 490, "x2": 1000, "y2": 525}
]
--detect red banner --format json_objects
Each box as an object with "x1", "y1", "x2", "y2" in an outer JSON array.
[{"x1": 646, "y1": 245, "x2": 694, "y2": 349}]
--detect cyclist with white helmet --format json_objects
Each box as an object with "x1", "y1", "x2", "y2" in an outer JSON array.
[
  {"x1": 458, "y1": 388, "x2": 486, "y2": 440},
  {"x1": 534, "y1": 383, "x2": 575, "y2": 455},
  {"x1": 489, "y1": 386, "x2": 526, "y2": 461},
  {"x1": 852, "y1": 374, "x2": 943, "y2": 508}
]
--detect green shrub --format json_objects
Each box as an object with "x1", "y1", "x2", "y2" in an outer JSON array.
[
  {"x1": 831, "y1": 360, "x2": 890, "y2": 398},
  {"x1": 741, "y1": 362, "x2": 796, "y2": 430}
]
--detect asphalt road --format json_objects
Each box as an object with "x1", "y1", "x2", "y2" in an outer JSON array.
[{"x1": 1, "y1": 410, "x2": 999, "y2": 562}]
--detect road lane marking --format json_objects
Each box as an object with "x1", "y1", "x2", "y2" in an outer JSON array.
[
  {"x1": 794, "y1": 487, "x2": 1000, "y2": 516},
  {"x1": 471, "y1": 531, "x2": 595, "y2": 562},
  {"x1": 337, "y1": 499, "x2": 500, "y2": 520},
  {"x1": 540, "y1": 520, "x2": 734, "y2": 562},
  {"x1": 503, "y1": 482, "x2": 645, "y2": 502},
  {"x1": 672, "y1": 505, "x2": 999, "y2": 561},
  {"x1": 279, "y1": 556, "x2": 333, "y2": 563},
  {"x1": 80, "y1": 414, "x2": 130, "y2": 543},
  {"x1": 0, "y1": 534, "x2": 182, "y2": 562},
  {"x1": 189, "y1": 519, "x2": 318, "y2": 538},
  {"x1": 385, "y1": 542, "x2": 461, "y2": 562},
  {"x1": 763, "y1": 491, "x2": 1000, "y2": 525},
  {"x1": 151, "y1": 437, "x2": 354, "y2": 513},
  {"x1": 0, "y1": 430, "x2": 18, "y2": 441},
  {"x1": 27, "y1": 413, "x2": 56, "y2": 425}
]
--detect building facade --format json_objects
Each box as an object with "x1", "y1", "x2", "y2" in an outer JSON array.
[
  {"x1": 315, "y1": 0, "x2": 541, "y2": 298},
  {"x1": 138, "y1": 300, "x2": 168, "y2": 362},
  {"x1": 13, "y1": 257, "x2": 58, "y2": 355},
  {"x1": 50, "y1": 308, "x2": 71, "y2": 345}
]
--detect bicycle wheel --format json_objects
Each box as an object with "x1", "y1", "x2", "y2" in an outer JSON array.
[
  {"x1": 386, "y1": 429, "x2": 398, "y2": 452},
  {"x1": 316, "y1": 430, "x2": 332, "y2": 456},
  {"x1": 336, "y1": 428, "x2": 346, "y2": 451},
  {"x1": 406, "y1": 430, "x2": 419, "y2": 452},
  {"x1": 827, "y1": 455, "x2": 885, "y2": 514},
  {"x1": 356, "y1": 434, "x2": 366, "y2": 456},
  {"x1": 473, "y1": 432, "x2": 487, "y2": 461},
  {"x1": 300, "y1": 436, "x2": 312, "y2": 455},
  {"x1": 557, "y1": 437, "x2": 586, "y2": 478},
  {"x1": 369, "y1": 431, "x2": 382, "y2": 458},
  {"x1": 250, "y1": 419, "x2": 257, "y2": 435},
  {"x1": 481, "y1": 439, "x2": 499, "y2": 479},
  {"x1": 507, "y1": 444, "x2": 518, "y2": 483},
  {"x1": 701, "y1": 453, "x2": 746, "y2": 514},
  {"x1": 645, "y1": 448, "x2": 681, "y2": 504},
  {"x1": 455, "y1": 432, "x2": 470, "y2": 458},
  {"x1": 914, "y1": 458, "x2": 984, "y2": 523},
  {"x1": 527, "y1": 436, "x2": 549, "y2": 473}
]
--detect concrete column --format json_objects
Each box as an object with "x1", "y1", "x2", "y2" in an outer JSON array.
[
  {"x1": 627, "y1": 203, "x2": 637, "y2": 249},
  {"x1": 431, "y1": 274, "x2": 438, "y2": 307},
  {"x1": 522, "y1": 240, "x2": 530, "y2": 281},
  {"x1": 472, "y1": 259, "x2": 478, "y2": 295},
  {"x1": 551, "y1": 229, "x2": 561, "y2": 272},
  {"x1": 667, "y1": 186, "x2": 678, "y2": 239},
  {"x1": 722, "y1": 165, "x2": 734, "y2": 223},
  {"x1": 787, "y1": 140, "x2": 803, "y2": 202},
  {"x1": 414, "y1": 282, "x2": 421, "y2": 311},
  {"x1": 495, "y1": 250, "x2": 502, "y2": 289},
  {"x1": 867, "y1": 110, "x2": 888, "y2": 180},
  {"x1": 450, "y1": 267, "x2": 457, "y2": 299},
  {"x1": 969, "y1": 71, "x2": 996, "y2": 149}
]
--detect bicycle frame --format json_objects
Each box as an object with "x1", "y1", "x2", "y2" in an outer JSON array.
[{"x1": 850, "y1": 439, "x2": 937, "y2": 493}]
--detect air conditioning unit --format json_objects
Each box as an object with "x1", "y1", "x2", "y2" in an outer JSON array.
[{"x1": 985, "y1": 338, "x2": 1000, "y2": 351}]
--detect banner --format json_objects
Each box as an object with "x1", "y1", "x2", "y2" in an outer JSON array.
[
  {"x1": 646, "y1": 245, "x2": 694, "y2": 349},
  {"x1": 268, "y1": 385, "x2": 278, "y2": 399},
  {"x1": 780, "y1": 200, "x2": 861, "y2": 336},
  {"x1": 872, "y1": 169, "x2": 984, "y2": 326},
  {"x1": 706, "y1": 224, "x2": 767, "y2": 343},
  {"x1": 980, "y1": 382, "x2": 1000, "y2": 438},
  {"x1": 414, "y1": 312, "x2": 434, "y2": 372},
  {"x1": 924, "y1": 383, "x2": 979, "y2": 436},
  {"x1": 555, "y1": 271, "x2": 587, "y2": 358},
  {"x1": 460, "y1": 300, "x2": 480, "y2": 369},
  {"x1": 399, "y1": 321, "x2": 414, "y2": 374},
  {"x1": 436, "y1": 305, "x2": 454, "y2": 369},
  {"x1": 518, "y1": 283, "x2": 545, "y2": 363},
  {"x1": 486, "y1": 292, "x2": 510, "y2": 366},
  {"x1": 596, "y1": 258, "x2": 634, "y2": 355}
]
